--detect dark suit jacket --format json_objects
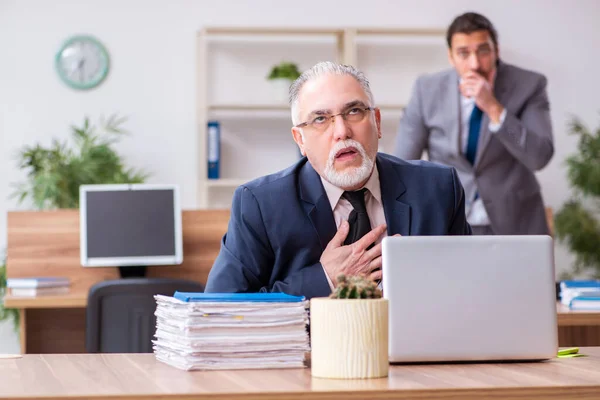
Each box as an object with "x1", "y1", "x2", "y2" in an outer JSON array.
[{"x1": 204, "y1": 153, "x2": 472, "y2": 299}]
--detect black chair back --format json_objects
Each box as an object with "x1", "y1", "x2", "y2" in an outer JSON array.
[{"x1": 86, "y1": 278, "x2": 204, "y2": 353}]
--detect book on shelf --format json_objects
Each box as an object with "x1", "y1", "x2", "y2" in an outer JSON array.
[
  {"x1": 10, "y1": 286, "x2": 70, "y2": 297},
  {"x1": 6, "y1": 277, "x2": 70, "y2": 289},
  {"x1": 569, "y1": 295, "x2": 600, "y2": 310},
  {"x1": 207, "y1": 120, "x2": 220, "y2": 179},
  {"x1": 559, "y1": 280, "x2": 600, "y2": 307}
]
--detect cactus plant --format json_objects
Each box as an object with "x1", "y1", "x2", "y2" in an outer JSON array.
[{"x1": 329, "y1": 274, "x2": 382, "y2": 299}]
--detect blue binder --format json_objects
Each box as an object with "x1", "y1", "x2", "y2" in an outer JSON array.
[
  {"x1": 173, "y1": 292, "x2": 306, "y2": 303},
  {"x1": 207, "y1": 120, "x2": 220, "y2": 179}
]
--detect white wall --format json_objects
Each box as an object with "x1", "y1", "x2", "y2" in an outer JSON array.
[{"x1": 0, "y1": 0, "x2": 599, "y2": 348}]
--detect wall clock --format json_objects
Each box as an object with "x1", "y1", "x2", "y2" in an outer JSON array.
[{"x1": 55, "y1": 35, "x2": 110, "y2": 90}]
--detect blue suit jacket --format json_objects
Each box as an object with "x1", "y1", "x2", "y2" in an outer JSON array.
[{"x1": 205, "y1": 153, "x2": 472, "y2": 298}]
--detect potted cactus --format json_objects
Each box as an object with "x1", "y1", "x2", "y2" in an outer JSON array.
[{"x1": 310, "y1": 274, "x2": 389, "y2": 379}]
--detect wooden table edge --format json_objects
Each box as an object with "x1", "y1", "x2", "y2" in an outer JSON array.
[{"x1": 1, "y1": 384, "x2": 600, "y2": 400}]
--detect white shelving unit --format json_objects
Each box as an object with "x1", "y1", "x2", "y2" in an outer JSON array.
[{"x1": 196, "y1": 27, "x2": 446, "y2": 208}]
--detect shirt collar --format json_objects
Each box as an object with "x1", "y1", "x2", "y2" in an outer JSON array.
[{"x1": 320, "y1": 163, "x2": 382, "y2": 211}]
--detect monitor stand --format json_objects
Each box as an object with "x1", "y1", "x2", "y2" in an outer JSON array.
[{"x1": 118, "y1": 266, "x2": 147, "y2": 279}]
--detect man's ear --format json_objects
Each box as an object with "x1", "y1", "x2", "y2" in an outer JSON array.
[
  {"x1": 447, "y1": 48, "x2": 455, "y2": 67},
  {"x1": 291, "y1": 127, "x2": 306, "y2": 156},
  {"x1": 375, "y1": 108, "x2": 382, "y2": 139}
]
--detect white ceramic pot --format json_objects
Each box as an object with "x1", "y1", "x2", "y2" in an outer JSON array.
[
  {"x1": 269, "y1": 78, "x2": 291, "y2": 104},
  {"x1": 310, "y1": 298, "x2": 389, "y2": 379}
]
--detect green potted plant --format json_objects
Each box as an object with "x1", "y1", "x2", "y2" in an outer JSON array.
[
  {"x1": 12, "y1": 114, "x2": 149, "y2": 209},
  {"x1": 266, "y1": 61, "x2": 301, "y2": 104},
  {"x1": 0, "y1": 252, "x2": 19, "y2": 332},
  {"x1": 554, "y1": 114, "x2": 600, "y2": 279},
  {"x1": 310, "y1": 274, "x2": 388, "y2": 379}
]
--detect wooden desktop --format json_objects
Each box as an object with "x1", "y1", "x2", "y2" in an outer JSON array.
[
  {"x1": 1, "y1": 348, "x2": 600, "y2": 399},
  {"x1": 4, "y1": 209, "x2": 600, "y2": 353}
]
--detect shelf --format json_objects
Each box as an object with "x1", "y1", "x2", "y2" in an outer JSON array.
[
  {"x1": 202, "y1": 27, "x2": 445, "y2": 37},
  {"x1": 197, "y1": 26, "x2": 439, "y2": 208},
  {"x1": 4, "y1": 291, "x2": 87, "y2": 308},
  {"x1": 208, "y1": 104, "x2": 290, "y2": 120},
  {"x1": 209, "y1": 104, "x2": 404, "y2": 112},
  {"x1": 201, "y1": 27, "x2": 343, "y2": 45},
  {"x1": 207, "y1": 103, "x2": 403, "y2": 121},
  {"x1": 210, "y1": 104, "x2": 289, "y2": 111},
  {"x1": 379, "y1": 104, "x2": 405, "y2": 111},
  {"x1": 356, "y1": 28, "x2": 446, "y2": 36},
  {"x1": 205, "y1": 179, "x2": 249, "y2": 188},
  {"x1": 204, "y1": 27, "x2": 344, "y2": 36}
]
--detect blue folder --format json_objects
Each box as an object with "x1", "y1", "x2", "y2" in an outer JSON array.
[
  {"x1": 173, "y1": 292, "x2": 306, "y2": 303},
  {"x1": 560, "y1": 280, "x2": 600, "y2": 288}
]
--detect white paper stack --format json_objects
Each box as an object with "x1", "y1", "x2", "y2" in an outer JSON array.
[
  {"x1": 7, "y1": 277, "x2": 70, "y2": 297},
  {"x1": 560, "y1": 280, "x2": 600, "y2": 306},
  {"x1": 152, "y1": 292, "x2": 310, "y2": 371}
]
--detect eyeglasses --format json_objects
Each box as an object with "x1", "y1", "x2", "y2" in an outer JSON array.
[{"x1": 295, "y1": 107, "x2": 375, "y2": 133}]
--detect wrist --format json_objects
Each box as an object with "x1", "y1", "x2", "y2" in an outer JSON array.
[{"x1": 486, "y1": 101, "x2": 504, "y2": 124}]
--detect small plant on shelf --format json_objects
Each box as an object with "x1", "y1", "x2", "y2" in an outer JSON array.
[
  {"x1": 310, "y1": 273, "x2": 388, "y2": 379},
  {"x1": 267, "y1": 61, "x2": 301, "y2": 82}
]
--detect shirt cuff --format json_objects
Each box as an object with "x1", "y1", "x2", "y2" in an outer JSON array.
[
  {"x1": 488, "y1": 108, "x2": 507, "y2": 132},
  {"x1": 322, "y1": 265, "x2": 335, "y2": 291}
]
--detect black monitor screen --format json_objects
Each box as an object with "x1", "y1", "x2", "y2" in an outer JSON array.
[{"x1": 85, "y1": 189, "x2": 176, "y2": 258}]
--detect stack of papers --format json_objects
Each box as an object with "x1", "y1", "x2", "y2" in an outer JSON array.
[
  {"x1": 153, "y1": 292, "x2": 310, "y2": 371},
  {"x1": 570, "y1": 295, "x2": 600, "y2": 310},
  {"x1": 560, "y1": 280, "x2": 600, "y2": 308},
  {"x1": 6, "y1": 277, "x2": 70, "y2": 297}
]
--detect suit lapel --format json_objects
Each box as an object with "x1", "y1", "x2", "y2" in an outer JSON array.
[
  {"x1": 445, "y1": 70, "x2": 463, "y2": 157},
  {"x1": 376, "y1": 156, "x2": 411, "y2": 236},
  {"x1": 474, "y1": 61, "x2": 512, "y2": 169},
  {"x1": 298, "y1": 161, "x2": 336, "y2": 251}
]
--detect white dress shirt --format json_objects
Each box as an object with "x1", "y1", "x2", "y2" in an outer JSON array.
[
  {"x1": 320, "y1": 164, "x2": 386, "y2": 289},
  {"x1": 460, "y1": 95, "x2": 506, "y2": 226}
]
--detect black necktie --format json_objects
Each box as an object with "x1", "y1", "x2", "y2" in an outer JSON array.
[{"x1": 343, "y1": 189, "x2": 373, "y2": 247}]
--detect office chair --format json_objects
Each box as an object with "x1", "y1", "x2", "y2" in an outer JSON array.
[{"x1": 85, "y1": 277, "x2": 204, "y2": 353}]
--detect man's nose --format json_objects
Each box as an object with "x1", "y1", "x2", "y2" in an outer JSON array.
[
  {"x1": 331, "y1": 114, "x2": 351, "y2": 141},
  {"x1": 468, "y1": 53, "x2": 480, "y2": 70}
]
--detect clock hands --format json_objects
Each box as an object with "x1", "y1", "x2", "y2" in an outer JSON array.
[
  {"x1": 57, "y1": 36, "x2": 109, "y2": 89},
  {"x1": 78, "y1": 58, "x2": 85, "y2": 83}
]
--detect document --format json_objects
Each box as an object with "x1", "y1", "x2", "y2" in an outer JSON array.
[{"x1": 153, "y1": 293, "x2": 310, "y2": 371}]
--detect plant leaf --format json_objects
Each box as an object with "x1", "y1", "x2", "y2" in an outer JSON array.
[{"x1": 11, "y1": 113, "x2": 150, "y2": 210}]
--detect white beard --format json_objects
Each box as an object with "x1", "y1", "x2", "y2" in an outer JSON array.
[{"x1": 323, "y1": 139, "x2": 374, "y2": 189}]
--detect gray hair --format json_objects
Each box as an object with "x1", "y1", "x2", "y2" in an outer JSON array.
[{"x1": 289, "y1": 61, "x2": 375, "y2": 126}]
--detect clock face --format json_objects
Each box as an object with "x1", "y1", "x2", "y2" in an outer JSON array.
[{"x1": 55, "y1": 35, "x2": 110, "y2": 90}]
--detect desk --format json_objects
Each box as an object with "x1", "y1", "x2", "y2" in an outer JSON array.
[
  {"x1": 1, "y1": 349, "x2": 600, "y2": 399},
  {"x1": 6, "y1": 209, "x2": 600, "y2": 353},
  {"x1": 5, "y1": 209, "x2": 230, "y2": 354},
  {"x1": 5, "y1": 292, "x2": 600, "y2": 353},
  {"x1": 556, "y1": 303, "x2": 600, "y2": 347}
]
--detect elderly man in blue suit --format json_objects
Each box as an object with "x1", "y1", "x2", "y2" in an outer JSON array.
[{"x1": 205, "y1": 61, "x2": 472, "y2": 299}]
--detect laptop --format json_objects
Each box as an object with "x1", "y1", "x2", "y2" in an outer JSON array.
[{"x1": 381, "y1": 235, "x2": 558, "y2": 363}]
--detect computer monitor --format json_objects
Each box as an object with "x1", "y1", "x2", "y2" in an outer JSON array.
[{"x1": 79, "y1": 184, "x2": 183, "y2": 278}]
